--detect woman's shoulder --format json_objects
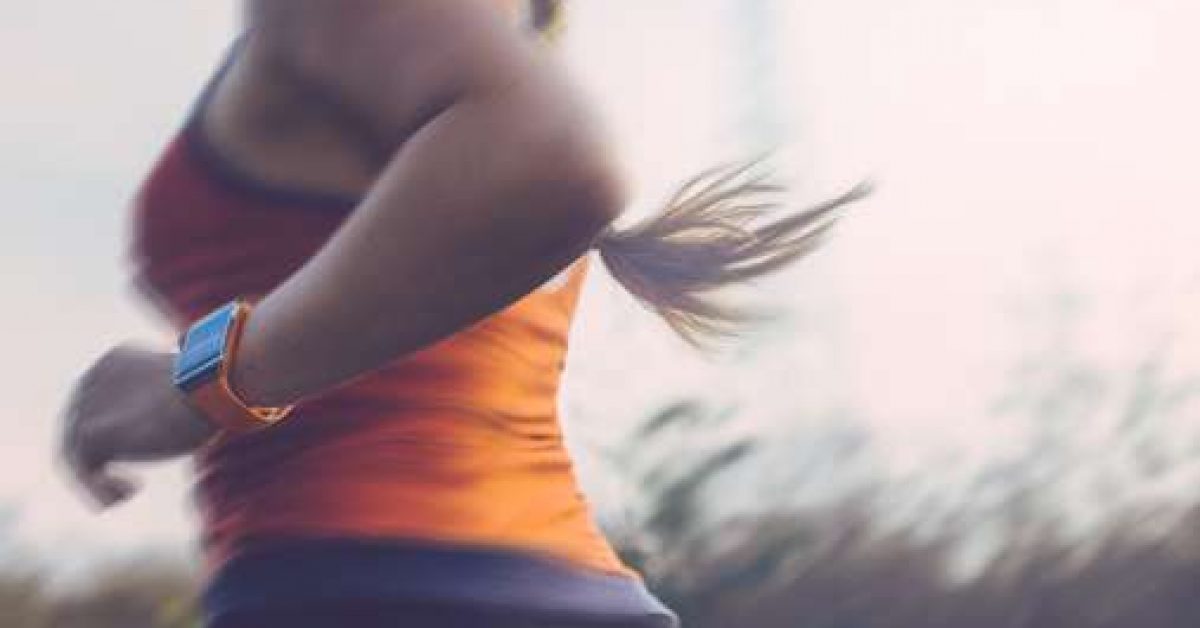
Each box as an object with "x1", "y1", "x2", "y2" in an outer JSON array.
[{"x1": 192, "y1": 33, "x2": 382, "y2": 204}]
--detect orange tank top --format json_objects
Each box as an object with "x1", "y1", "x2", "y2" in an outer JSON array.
[{"x1": 129, "y1": 42, "x2": 636, "y2": 582}]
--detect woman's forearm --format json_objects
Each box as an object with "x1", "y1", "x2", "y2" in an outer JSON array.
[{"x1": 229, "y1": 0, "x2": 625, "y2": 407}]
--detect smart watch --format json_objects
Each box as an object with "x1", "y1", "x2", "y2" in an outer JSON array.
[{"x1": 173, "y1": 299, "x2": 293, "y2": 435}]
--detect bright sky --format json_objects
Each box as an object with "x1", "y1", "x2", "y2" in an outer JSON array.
[{"x1": 2, "y1": 0, "x2": 1199, "y2": 573}]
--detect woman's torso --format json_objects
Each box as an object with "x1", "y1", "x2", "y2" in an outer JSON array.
[{"x1": 125, "y1": 20, "x2": 682, "y2": 627}]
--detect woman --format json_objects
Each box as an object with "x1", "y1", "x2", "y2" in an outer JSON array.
[{"x1": 58, "y1": 1, "x2": 865, "y2": 626}]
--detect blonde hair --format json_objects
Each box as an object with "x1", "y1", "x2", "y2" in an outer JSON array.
[{"x1": 533, "y1": 1, "x2": 871, "y2": 347}]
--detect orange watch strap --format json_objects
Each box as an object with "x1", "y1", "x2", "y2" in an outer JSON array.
[{"x1": 185, "y1": 300, "x2": 293, "y2": 434}]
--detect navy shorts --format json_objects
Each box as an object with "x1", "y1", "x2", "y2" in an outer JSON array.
[{"x1": 203, "y1": 538, "x2": 678, "y2": 628}]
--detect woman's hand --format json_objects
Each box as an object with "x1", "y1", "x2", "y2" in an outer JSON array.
[{"x1": 59, "y1": 344, "x2": 218, "y2": 509}]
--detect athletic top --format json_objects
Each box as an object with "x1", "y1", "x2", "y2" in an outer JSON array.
[{"x1": 128, "y1": 13, "x2": 676, "y2": 627}]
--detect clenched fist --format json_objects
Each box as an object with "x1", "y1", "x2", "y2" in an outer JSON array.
[{"x1": 59, "y1": 344, "x2": 219, "y2": 509}]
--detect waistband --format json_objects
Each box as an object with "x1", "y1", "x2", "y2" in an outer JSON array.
[{"x1": 202, "y1": 536, "x2": 678, "y2": 627}]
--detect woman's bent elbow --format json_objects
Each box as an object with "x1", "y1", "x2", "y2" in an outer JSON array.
[{"x1": 537, "y1": 140, "x2": 628, "y2": 237}]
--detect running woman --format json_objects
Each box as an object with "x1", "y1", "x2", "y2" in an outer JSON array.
[{"x1": 59, "y1": 1, "x2": 865, "y2": 626}]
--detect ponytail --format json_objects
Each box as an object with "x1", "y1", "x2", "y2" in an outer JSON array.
[
  {"x1": 596, "y1": 162, "x2": 872, "y2": 348},
  {"x1": 529, "y1": 2, "x2": 870, "y2": 347}
]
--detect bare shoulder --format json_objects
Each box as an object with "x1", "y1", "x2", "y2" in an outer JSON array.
[
  {"x1": 198, "y1": 30, "x2": 386, "y2": 197},
  {"x1": 245, "y1": 0, "x2": 547, "y2": 141},
  {"x1": 230, "y1": 0, "x2": 614, "y2": 201},
  {"x1": 195, "y1": 0, "x2": 544, "y2": 194}
]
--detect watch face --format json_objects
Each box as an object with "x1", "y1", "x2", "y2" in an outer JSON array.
[{"x1": 173, "y1": 301, "x2": 239, "y2": 392}]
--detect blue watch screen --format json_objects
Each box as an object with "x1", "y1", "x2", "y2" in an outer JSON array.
[{"x1": 173, "y1": 301, "x2": 239, "y2": 392}]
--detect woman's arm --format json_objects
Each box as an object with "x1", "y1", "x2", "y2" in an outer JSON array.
[
  {"x1": 59, "y1": 0, "x2": 625, "y2": 507},
  {"x1": 235, "y1": 0, "x2": 625, "y2": 405}
]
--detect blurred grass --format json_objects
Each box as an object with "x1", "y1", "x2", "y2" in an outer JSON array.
[
  {"x1": 0, "y1": 558, "x2": 199, "y2": 628},
  {"x1": 5, "y1": 494, "x2": 1199, "y2": 627}
]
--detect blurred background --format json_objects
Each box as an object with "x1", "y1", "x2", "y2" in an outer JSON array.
[{"x1": 3, "y1": 0, "x2": 1199, "y2": 626}]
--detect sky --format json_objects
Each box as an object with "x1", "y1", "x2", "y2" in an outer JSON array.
[{"x1": 2, "y1": 0, "x2": 1199, "y2": 574}]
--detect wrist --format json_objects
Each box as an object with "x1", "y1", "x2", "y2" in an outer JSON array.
[
  {"x1": 225, "y1": 310, "x2": 274, "y2": 407},
  {"x1": 169, "y1": 383, "x2": 221, "y2": 445},
  {"x1": 173, "y1": 299, "x2": 295, "y2": 435},
  {"x1": 226, "y1": 300, "x2": 298, "y2": 408}
]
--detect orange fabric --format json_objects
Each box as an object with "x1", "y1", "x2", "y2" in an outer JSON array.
[{"x1": 131, "y1": 127, "x2": 636, "y2": 580}]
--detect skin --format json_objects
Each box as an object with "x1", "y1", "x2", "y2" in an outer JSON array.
[{"x1": 59, "y1": 0, "x2": 626, "y2": 509}]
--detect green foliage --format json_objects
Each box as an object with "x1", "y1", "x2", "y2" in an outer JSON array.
[
  {"x1": 609, "y1": 502, "x2": 1200, "y2": 628},
  {"x1": 598, "y1": 311, "x2": 1200, "y2": 628},
  {"x1": 0, "y1": 558, "x2": 200, "y2": 628},
  {"x1": 0, "y1": 571, "x2": 52, "y2": 628}
]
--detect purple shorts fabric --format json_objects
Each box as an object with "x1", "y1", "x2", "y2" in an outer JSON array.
[{"x1": 202, "y1": 538, "x2": 678, "y2": 628}]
